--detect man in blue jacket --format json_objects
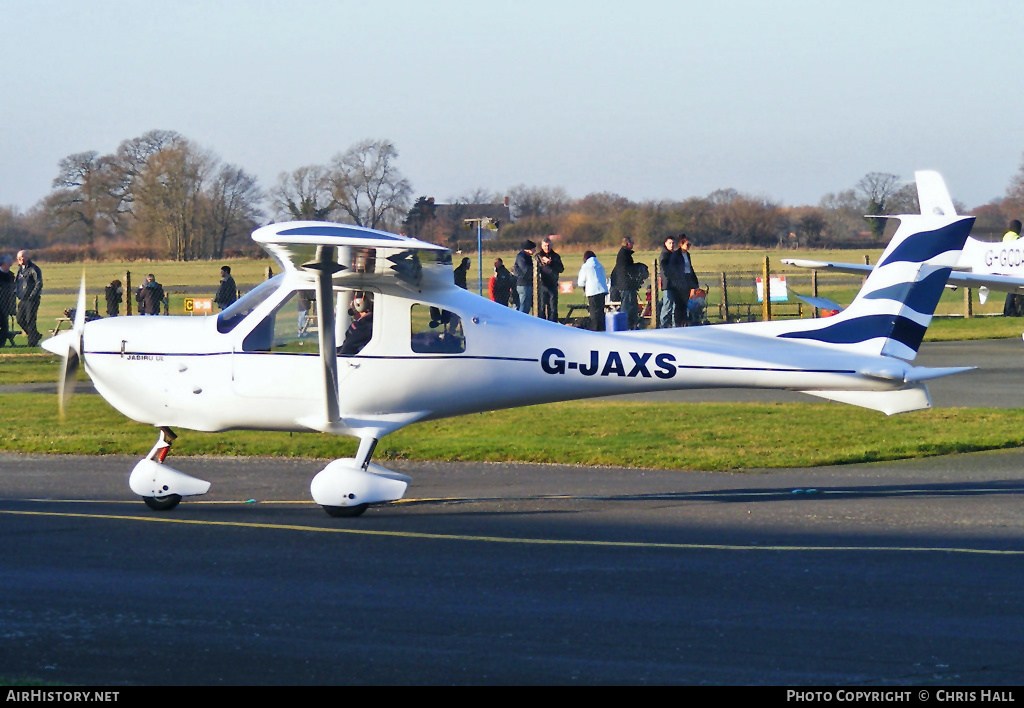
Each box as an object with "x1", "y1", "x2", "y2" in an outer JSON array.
[{"x1": 513, "y1": 240, "x2": 536, "y2": 314}]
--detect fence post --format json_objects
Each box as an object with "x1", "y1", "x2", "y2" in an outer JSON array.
[
  {"x1": 533, "y1": 255, "x2": 539, "y2": 317},
  {"x1": 125, "y1": 271, "x2": 132, "y2": 316},
  {"x1": 653, "y1": 258, "x2": 660, "y2": 328},
  {"x1": 719, "y1": 271, "x2": 729, "y2": 323},
  {"x1": 265, "y1": 265, "x2": 273, "y2": 281},
  {"x1": 811, "y1": 269, "x2": 819, "y2": 318},
  {"x1": 762, "y1": 256, "x2": 772, "y2": 322},
  {"x1": 964, "y1": 287, "x2": 973, "y2": 318}
]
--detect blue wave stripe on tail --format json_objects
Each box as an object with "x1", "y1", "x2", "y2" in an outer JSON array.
[
  {"x1": 779, "y1": 314, "x2": 927, "y2": 352},
  {"x1": 862, "y1": 267, "x2": 952, "y2": 314},
  {"x1": 877, "y1": 222, "x2": 973, "y2": 267}
]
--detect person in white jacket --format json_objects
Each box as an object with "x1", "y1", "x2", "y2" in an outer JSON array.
[{"x1": 577, "y1": 250, "x2": 609, "y2": 331}]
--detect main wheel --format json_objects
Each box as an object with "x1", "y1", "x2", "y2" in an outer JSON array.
[
  {"x1": 143, "y1": 494, "x2": 182, "y2": 511},
  {"x1": 322, "y1": 503, "x2": 369, "y2": 518}
]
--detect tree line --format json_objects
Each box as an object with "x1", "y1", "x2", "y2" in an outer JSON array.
[{"x1": 2, "y1": 129, "x2": 1024, "y2": 261}]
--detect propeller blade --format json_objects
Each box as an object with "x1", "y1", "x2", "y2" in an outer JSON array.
[
  {"x1": 58, "y1": 276, "x2": 87, "y2": 419},
  {"x1": 73, "y1": 275, "x2": 87, "y2": 332},
  {"x1": 58, "y1": 347, "x2": 79, "y2": 419},
  {"x1": 314, "y1": 246, "x2": 341, "y2": 423}
]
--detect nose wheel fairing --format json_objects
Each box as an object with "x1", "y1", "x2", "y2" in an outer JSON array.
[{"x1": 129, "y1": 429, "x2": 211, "y2": 510}]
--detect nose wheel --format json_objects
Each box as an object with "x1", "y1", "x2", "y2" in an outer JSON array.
[
  {"x1": 143, "y1": 494, "x2": 182, "y2": 511},
  {"x1": 322, "y1": 503, "x2": 369, "y2": 518}
]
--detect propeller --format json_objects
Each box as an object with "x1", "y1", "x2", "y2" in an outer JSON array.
[{"x1": 57, "y1": 276, "x2": 87, "y2": 418}]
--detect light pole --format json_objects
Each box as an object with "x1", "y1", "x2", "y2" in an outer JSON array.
[{"x1": 463, "y1": 218, "x2": 499, "y2": 297}]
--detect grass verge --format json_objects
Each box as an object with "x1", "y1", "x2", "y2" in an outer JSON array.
[{"x1": 4, "y1": 393, "x2": 1024, "y2": 471}]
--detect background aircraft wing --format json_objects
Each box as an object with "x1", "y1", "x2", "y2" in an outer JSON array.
[
  {"x1": 782, "y1": 258, "x2": 1024, "y2": 295},
  {"x1": 943, "y1": 270, "x2": 1024, "y2": 293}
]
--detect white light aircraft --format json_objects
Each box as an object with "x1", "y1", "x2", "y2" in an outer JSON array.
[
  {"x1": 43, "y1": 171, "x2": 975, "y2": 517},
  {"x1": 782, "y1": 172, "x2": 1024, "y2": 305}
]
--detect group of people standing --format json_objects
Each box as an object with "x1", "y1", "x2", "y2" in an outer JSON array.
[
  {"x1": 0, "y1": 250, "x2": 43, "y2": 348},
  {"x1": 0, "y1": 257, "x2": 240, "y2": 350},
  {"x1": 101, "y1": 266, "x2": 237, "y2": 318},
  {"x1": 508, "y1": 238, "x2": 566, "y2": 321},
  {"x1": 477, "y1": 234, "x2": 683, "y2": 333},
  {"x1": 657, "y1": 234, "x2": 699, "y2": 328}
]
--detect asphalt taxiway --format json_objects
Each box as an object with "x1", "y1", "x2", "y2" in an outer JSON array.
[
  {"x1": 2, "y1": 450, "x2": 1023, "y2": 686},
  {"x1": 2, "y1": 337, "x2": 1024, "y2": 685}
]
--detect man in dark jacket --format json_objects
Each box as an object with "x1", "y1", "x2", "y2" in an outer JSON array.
[
  {"x1": 490, "y1": 258, "x2": 517, "y2": 307},
  {"x1": 513, "y1": 240, "x2": 536, "y2": 314},
  {"x1": 0, "y1": 255, "x2": 16, "y2": 346},
  {"x1": 214, "y1": 266, "x2": 237, "y2": 310},
  {"x1": 610, "y1": 237, "x2": 639, "y2": 329},
  {"x1": 338, "y1": 294, "x2": 373, "y2": 356},
  {"x1": 105, "y1": 280, "x2": 123, "y2": 317},
  {"x1": 453, "y1": 257, "x2": 471, "y2": 289},
  {"x1": 15, "y1": 250, "x2": 43, "y2": 346},
  {"x1": 535, "y1": 238, "x2": 564, "y2": 322},
  {"x1": 137, "y1": 274, "x2": 164, "y2": 315},
  {"x1": 673, "y1": 235, "x2": 699, "y2": 325},
  {"x1": 657, "y1": 236, "x2": 679, "y2": 328}
]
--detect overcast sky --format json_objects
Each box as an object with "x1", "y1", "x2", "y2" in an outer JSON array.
[{"x1": 4, "y1": 0, "x2": 1023, "y2": 215}]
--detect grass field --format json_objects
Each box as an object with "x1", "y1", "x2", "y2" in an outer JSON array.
[
  {"x1": 4, "y1": 392, "x2": 1024, "y2": 471},
  {"x1": 11, "y1": 245, "x2": 1017, "y2": 343}
]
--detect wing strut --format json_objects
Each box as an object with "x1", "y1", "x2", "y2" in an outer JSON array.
[{"x1": 314, "y1": 245, "x2": 341, "y2": 423}]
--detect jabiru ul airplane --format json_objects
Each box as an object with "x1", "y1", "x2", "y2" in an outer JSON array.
[{"x1": 43, "y1": 171, "x2": 976, "y2": 517}]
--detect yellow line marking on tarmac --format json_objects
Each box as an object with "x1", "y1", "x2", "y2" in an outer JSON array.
[{"x1": 1, "y1": 508, "x2": 1022, "y2": 556}]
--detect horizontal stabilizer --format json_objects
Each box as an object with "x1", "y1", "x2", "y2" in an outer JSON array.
[
  {"x1": 800, "y1": 385, "x2": 932, "y2": 415},
  {"x1": 792, "y1": 292, "x2": 845, "y2": 312},
  {"x1": 902, "y1": 366, "x2": 974, "y2": 383},
  {"x1": 781, "y1": 259, "x2": 873, "y2": 274},
  {"x1": 857, "y1": 365, "x2": 974, "y2": 383}
]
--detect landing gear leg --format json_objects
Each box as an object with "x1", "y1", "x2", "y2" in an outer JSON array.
[
  {"x1": 130, "y1": 426, "x2": 210, "y2": 511},
  {"x1": 143, "y1": 428, "x2": 181, "y2": 510}
]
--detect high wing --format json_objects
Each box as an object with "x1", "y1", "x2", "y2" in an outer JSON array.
[
  {"x1": 254, "y1": 221, "x2": 451, "y2": 292},
  {"x1": 252, "y1": 221, "x2": 453, "y2": 429}
]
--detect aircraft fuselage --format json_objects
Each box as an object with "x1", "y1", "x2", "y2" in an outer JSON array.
[{"x1": 76, "y1": 280, "x2": 913, "y2": 436}]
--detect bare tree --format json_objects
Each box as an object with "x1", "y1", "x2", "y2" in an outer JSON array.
[
  {"x1": 1005, "y1": 151, "x2": 1024, "y2": 216},
  {"x1": 272, "y1": 165, "x2": 336, "y2": 221},
  {"x1": 857, "y1": 172, "x2": 901, "y2": 240},
  {"x1": 329, "y1": 139, "x2": 412, "y2": 231},
  {"x1": 208, "y1": 164, "x2": 264, "y2": 257},
  {"x1": 506, "y1": 184, "x2": 570, "y2": 220},
  {"x1": 48, "y1": 151, "x2": 120, "y2": 244},
  {"x1": 453, "y1": 187, "x2": 500, "y2": 205},
  {"x1": 133, "y1": 141, "x2": 215, "y2": 260},
  {"x1": 110, "y1": 130, "x2": 185, "y2": 229},
  {"x1": 887, "y1": 183, "x2": 920, "y2": 215},
  {"x1": 819, "y1": 189, "x2": 866, "y2": 244}
]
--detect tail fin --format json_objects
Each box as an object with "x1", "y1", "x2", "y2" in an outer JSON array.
[{"x1": 777, "y1": 171, "x2": 973, "y2": 361}]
